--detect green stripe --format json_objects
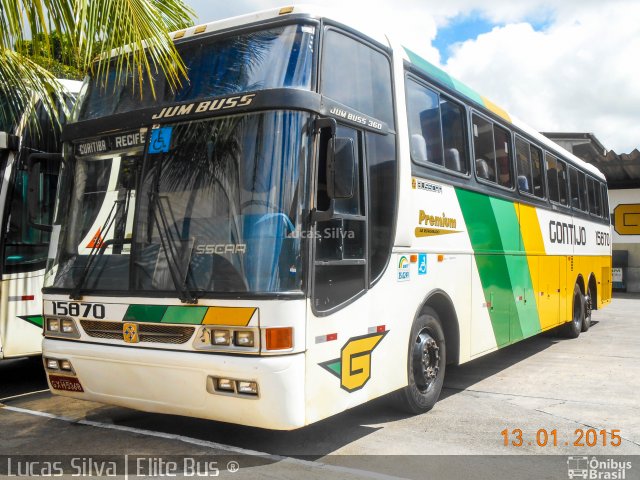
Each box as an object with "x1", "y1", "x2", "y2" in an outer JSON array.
[
  {"x1": 162, "y1": 306, "x2": 208, "y2": 324},
  {"x1": 405, "y1": 47, "x2": 486, "y2": 110},
  {"x1": 456, "y1": 189, "x2": 541, "y2": 346},
  {"x1": 18, "y1": 315, "x2": 43, "y2": 328},
  {"x1": 124, "y1": 305, "x2": 167, "y2": 323},
  {"x1": 404, "y1": 47, "x2": 456, "y2": 90}
]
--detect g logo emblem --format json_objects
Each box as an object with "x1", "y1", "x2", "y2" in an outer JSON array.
[
  {"x1": 123, "y1": 323, "x2": 139, "y2": 343},
  {"x1": 320, "y1": 331, "x2": 388, "y2": 392}
]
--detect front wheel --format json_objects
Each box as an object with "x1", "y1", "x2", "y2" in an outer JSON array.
[{"x1": 394, "y1": 308, "x2": 446, "y2": 414}]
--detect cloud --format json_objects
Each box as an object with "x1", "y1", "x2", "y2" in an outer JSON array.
[
  {"x1": 187, "y1": 0, "x2": 639, "y2": 152},
  {"x1": 444, "y1": 2, "x2": 640, "y2": 152}
]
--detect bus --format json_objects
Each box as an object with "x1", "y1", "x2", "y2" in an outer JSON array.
[
  {"x1": 35, "y1": 6, "x2": 612, "y2": 429},
  {"x1": 0, "y1": 79, "x2": 81, "y2": 361}
]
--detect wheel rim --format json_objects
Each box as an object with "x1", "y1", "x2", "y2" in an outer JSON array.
[{"x1": 412, "y1": 328, "x2": 440, "y2": 393}]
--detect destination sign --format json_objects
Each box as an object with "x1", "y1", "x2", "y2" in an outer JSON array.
[{"x1": 74, "y1": 130, "x2": 147, "y2": 156}]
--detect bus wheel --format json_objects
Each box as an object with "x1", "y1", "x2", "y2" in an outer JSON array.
[
  {"x1": 563, "y1": 283, "x2": 584, "y2": 338},
  {"x1": 582, "y1": 285, "x2": 594, "y2": 332},
  {"x1": 395, "y1": 308, "x2": 446, "y2": 414}
]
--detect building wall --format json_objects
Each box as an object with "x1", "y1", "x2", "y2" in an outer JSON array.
[{"x1": 609, "y1": 188, "x2": 640, "y2": 292}]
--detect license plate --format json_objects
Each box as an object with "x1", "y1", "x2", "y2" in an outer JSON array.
[{"x1": 49, "y1": 375, "x2": 84, "y2": 393}]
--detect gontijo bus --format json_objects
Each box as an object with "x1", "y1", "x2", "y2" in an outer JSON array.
[
  {"x1": 36, "y1": 6, "x2": 612, "y2": 429},
  {"x1": 0, "y1": 80, "x2": 80, "y2": 361}
]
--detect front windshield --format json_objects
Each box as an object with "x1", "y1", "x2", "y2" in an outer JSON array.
[
  {"x1": 80, "y1": 24, "x2": 316, "y2": 120},
  {"x1": 45, "y1": 110, "x2": 309, "y2": 296}
]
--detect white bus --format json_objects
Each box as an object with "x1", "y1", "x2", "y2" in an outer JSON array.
[
  {"x1": 0, "y1": 79, "x2": 81, "y2": 361},
  {"x1": 36, "y1": 7, "x2": 611, "y2": 429}
]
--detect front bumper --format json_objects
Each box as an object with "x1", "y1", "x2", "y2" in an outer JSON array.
[{"x1": 43, "y1": 339, "x2": 306, "y2": 430}]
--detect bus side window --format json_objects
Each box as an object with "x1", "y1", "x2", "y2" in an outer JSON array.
[
  {"x1": 546, "y1": 154, "x2": 559, "y2": 202},
  {"x1": 601, "y1": 183, "x2": 610, "y2": 220},
  {"x1": 441, "y1": 97, "x2": 468, "y2": 173},
  {"x1": 516, "y1": 137, "x2": 532, "y2": 193},
  {"x1": 587, "y1": 176, "x2": 601, "y2": 217},
  {"x1": 530, "y1": 145, "x2": 544, "y2": 198},
  {"x1": 577, "y1": 170, "x2": 588, "y2": 212},
  {"x1": 493, "y1": 125, "x2": 512, "y2": 188},
  {"x1": 557, "y1": 158, "x2": 568, "y2": 205},
  {"x1": 472, "y1": 115, "x2": 496, "y2": 182},
  {"x1": 406, "y1": 77, "x2": 468, "y2": 174},
  {"x1": 405, "y1": 79, "x2": 442, "y2": 165}
]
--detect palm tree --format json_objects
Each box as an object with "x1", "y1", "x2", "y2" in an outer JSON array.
[{"x1": 0, "y1": 0, "x2": 195, "y2": 129}]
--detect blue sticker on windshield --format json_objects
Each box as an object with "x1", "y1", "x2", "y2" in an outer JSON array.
[{"x1": 148, "y1": 127, "x2": 173, "y2": 153}]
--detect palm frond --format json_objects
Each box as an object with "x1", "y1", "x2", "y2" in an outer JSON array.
[
  {"x1": 75, "y1": 0, "x2": 195, "y2": 97},
  {"x1": 0, "y1": 48, "x2": 65, "y2": 134},
  {"x1": 0, "y1": 0, "x2": 194, "y2": 132}
]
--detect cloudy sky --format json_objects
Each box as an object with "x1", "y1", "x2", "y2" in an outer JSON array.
[{"x1": 186, "y1": 0, "x2": 639, "y2": 153}]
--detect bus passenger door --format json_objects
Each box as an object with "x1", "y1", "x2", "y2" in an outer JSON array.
[{"x1": 312, "y1": 123, "x2": 367, "y2": 314}]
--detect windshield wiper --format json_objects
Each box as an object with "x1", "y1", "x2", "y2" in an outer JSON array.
[
  {"x1": 150, "y1": 192, "x2": 198, "y2": 304},
  {"x1": 70, "y1": 198, "x2": 122, "y2": 300}
]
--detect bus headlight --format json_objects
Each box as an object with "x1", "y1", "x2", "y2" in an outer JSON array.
[
  {"x1": 234, "y1": 331, "x2": 254, "y2": 347},
  {"x1": 216, "y1": 378, "x2": 234, "y2": 392},
  {"x1": 213, "y1": 330, "x2": 231, "y2": 345},
  {"x1": 194, "y1": 326, "x2": 260, "y2": 353},
  {"x1": 45, "y1": 358, "x2": 60, "y2": 370},
  {"x1": 237, "y1": 381, "x2": 258, "y2": 395},
  {"x1": 61, "y1": 319, "x2": 76, "y2": 334},
  {"x1": 47, "y1": 318, "x2": 60, "y2": 332},
  {"x1": 44, "y1": 317, "x2": 80, "y2": 339}
]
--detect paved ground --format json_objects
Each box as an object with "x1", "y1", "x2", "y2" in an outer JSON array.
[{"x1": 1, "y1": 294, "x2": 638, "y2": 479}]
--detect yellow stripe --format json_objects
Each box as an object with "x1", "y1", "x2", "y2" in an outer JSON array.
[
  {"x1": 482, "y1": 96, "x2": 511, "y2": 123},
  {"x1": 515, "y1": 204, "x2": 555, "y2": 329},
  {"x1": 202, "y1": 307, "x2": 257, "y2": 326}
]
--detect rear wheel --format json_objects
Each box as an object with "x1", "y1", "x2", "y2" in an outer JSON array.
[
  {"x1": 563, "y1": 283, "x2": 584, "y2": 338},
  {"x1": 394, "y1": 308, "x2": 446, "y2": 414},
  {"x1": 582, "y1": 283, "x2": 595, "y2": 332}
]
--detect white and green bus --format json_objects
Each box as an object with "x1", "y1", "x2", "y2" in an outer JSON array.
[
  {"x1": 37, "y1": 7, "x2": 611, "y2": 429},
  {"x1": 0, "y1": 79, "x2": 80, "y2": 361}
]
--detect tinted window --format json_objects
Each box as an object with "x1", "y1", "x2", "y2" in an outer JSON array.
[
  {"x1": 569, "y1": 167, "x2": 588, "y2": 212},
  {"x1": 406, "y1": 80, "x2": 442, "y2": 165},
  {"x1": 322, "y1": 30, "x2": 394, "y2": 126},
  {"x1": 546, "y1": 154, "x2": 568, "y2": 205},
  {"x1": 530, "y1": 146, "x2": 544, "y2": 198},
  {"x1": 516, "y1": 137, "x2": 544, "y2": 198},
  {"x1": 81, "y1": 25, "x2": 316, "y2": 120},
  {"x1": 367, "y1": 133, "x2": 396, "y2": 283},
  {"x1": 473, "y1": 115, "x2": 496, "y2": 183},
  {"x1": 473, "y1": 114, "x2": 511, "y2": 187},
  {"x1": 601, "y1": 184, "x2": 610, "y2": 220},
  {"x1": 441, "y1": 97, "x2": 468, "y2": 173},
  {"x1": 587, "y1": 176, "x2": 602, "y2": 216},
  {"x1": 406, "y1": 78, "x2": 468, "y2": 173},
  {"x1": 516, "y1": 137, "x2": 532, "y2": 193}
]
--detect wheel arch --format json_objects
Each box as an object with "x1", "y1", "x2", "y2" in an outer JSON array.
[
  {"x1": 417, "y1": 289, "x2": 460, "y2": 366},
  {"x1": 587, "y1": 273, "x2": 598, "y2": 310}
]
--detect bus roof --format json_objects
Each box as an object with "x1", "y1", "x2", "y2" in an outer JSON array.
[{"x1": 163, "y1": 6, "x2": 606, "y2": 182}]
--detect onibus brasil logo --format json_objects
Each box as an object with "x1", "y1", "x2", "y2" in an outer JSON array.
[
  {"x1": 567, "y1": 456, "x2": 632, "y2": 479},
  {"x1": 320, "y1": 331, "x2": 388, "y2": 392}
]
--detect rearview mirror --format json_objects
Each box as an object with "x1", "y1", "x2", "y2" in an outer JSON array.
[
  {"x1": 27, "y1": 152, "x2": 62, "y2": 232},
  {"x1": 327, "y1": 137, "x2": 355, "y2": 199}
]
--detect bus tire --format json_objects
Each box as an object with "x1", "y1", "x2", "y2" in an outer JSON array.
[
  {"x1": 563, "y1": 283, "x2": 584, "y2": 338},
  {"x1": 582, "y1": 284, "x2": 595, "y2": 332},
  {"x1": 395, "y1": 308, "x2": 446, "y2": 414}
]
